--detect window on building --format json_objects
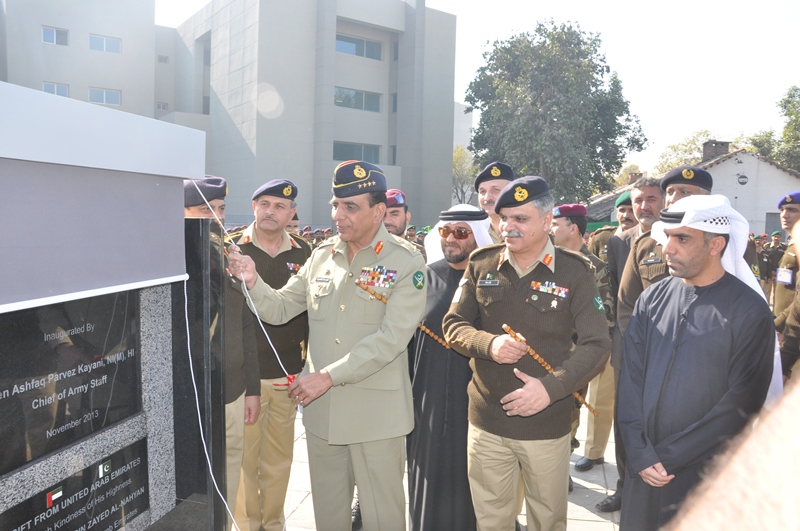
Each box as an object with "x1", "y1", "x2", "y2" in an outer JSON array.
[
  {"x1": 333, "y1": 142, "x2": 380, "y2": 164},
  {"x1": 89, "y1": 88, "x2": 121, "y2": 105},
  {"x1": 42, "y1": 27, "x2": 68, "y2": 46},
  {"x1": 393, "y1": 42, "x2": 399, "y2": 61},
  {"x1": 391, "y1": 93, "x2": 397, "y2": 113},
  {"x1": 335, "y1": 34, "x2": 382, "y2": 61},
  {"x1": 158, "y1": 55, "x2": 169, "y2": 64},
  {"x1": 43, "y1": 83, "x2": 68, "y2": 97},
  {"x1": 390, "y1": 145, "x2": 397, "y2": 165},
  {"x1": 157, "y1": 102, "x2": 169, "y2": 111},
  {"x1": 334, "y1": 88, "x2": 381, "y2": 112},
  {"x1": 203, "y1": 96, "x2": 210, "y2": 115},
  {"x1": 89, "y1": 35, "x2": 121, "y2": 53}
]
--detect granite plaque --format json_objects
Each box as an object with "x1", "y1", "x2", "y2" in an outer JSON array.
[
  {"x1": 0, "y1": 291, "x2": 141, "y2": 476},
  {"x1": 0, "y1": 438, "x2": 149, "y2": 530}
]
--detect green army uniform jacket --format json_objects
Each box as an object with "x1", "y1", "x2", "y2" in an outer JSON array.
[
  {"x1": 617, "y1": 231, "x2": 668, "y2": 338},
  {"x1": 242, "y1": 224, "x2": 426, "y2": 444},
  {"x1": 443, "y1": 239, "x2": 610, "y2": 441},
  {"x1": 588, "y1": 225, "x2": 616, "y2": 264},
  {"x1": 579, "y1": 244, "x2": 615, "y2": 330}
]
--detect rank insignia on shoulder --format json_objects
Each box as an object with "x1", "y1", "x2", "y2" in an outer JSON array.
[
  {"x1": 642, "y1": 258, "x2": 662, "y2": 265},
  {"x1": 531, "y1": 281, "x2": 569, "y2": 298},
  {"x1": 374, "y1": 241, "x2": 384, "y2": 255},
  {"x1": 287, "y1": 263, "x2": 301, "y2": 274},
  {"x1": 360, "y1": 266, "x2": 397, "y2": 288},
  {"x1": 478, "y1": 280, "x2": 499, "y2": 286}
]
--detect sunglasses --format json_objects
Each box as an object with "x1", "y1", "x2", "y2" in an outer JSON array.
[{"x1": 438, "y1": 226, "x2": 473, "y2": 240}]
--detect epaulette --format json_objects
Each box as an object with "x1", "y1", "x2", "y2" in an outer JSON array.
[
  {"x1": 289, "y1": 233, "x2": 313, "y2": 252},
  {"x1": 593, "y1": 225, "x2": 616, "y2": 234},
  {"x1": 556, "y1": 246, "x2": 593, "y2": 271},
  {"x1": 632, "y1": 229, "x2": 654, "y2": 245},
  {"x1": 317, "y1": 237, "x2": 335, "y2": 248},
  {"x1": 388, "y1": 234, "x2": 420, "y2": 255},
  {"x1": 468, "y1": 242, "x2": 506, "y2": 261}
]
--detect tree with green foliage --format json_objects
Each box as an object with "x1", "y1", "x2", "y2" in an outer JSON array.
[
  {"x1": 614, "y1": 163, "x2": 642, "y2": 188},
  {"x1": 452, "y1": 145, "x2": 479, "y2": 205},
  {"x1": 465, "y1": 21, "x2": 646, "y2": 202},
  {"x1": 776, "y1": 86, "x2": 800, "y2": 171},
  {"x1": 653, "y1": 130, "x2": 713, "y2": 175}
]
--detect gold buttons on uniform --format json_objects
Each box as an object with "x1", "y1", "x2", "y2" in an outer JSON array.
[
  {"x1": 340, "y1": 305, "x2": 346, "y2": 311},
  {"x1": 532, "y1": 294, "x2": 538, "y2": 301},
  {"x1": 335, "y1": 338, "x2": 341, "y2": 344}
]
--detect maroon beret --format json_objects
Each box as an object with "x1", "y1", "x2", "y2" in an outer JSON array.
[
  {"x1": 386, "y1": 189, "x2": 407, "y2": 208},
  {"x1": 552, "y1": 203, "x2": 587, "y2": 218}
]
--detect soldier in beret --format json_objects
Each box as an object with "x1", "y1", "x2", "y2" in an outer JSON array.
[
  {"x1": 286, "y1": 212, "x2": 300, "y2": 235},
  {"x1": 183, "y1": 176, "x2": 262, "y2": 529},
  {"x1": 589, "y1": 190, "x2": 637, "y2": 264},
  {"x1": 229, "y1": 179, "x2": 312, "y2": 531},
  {"x1": 551, "y1": 204, "x2": 616, "y2": 481},
  {"x1": 384, "y1": 189, "x2": 412, "y2": 237},
  {"x1": 475, "y1": 161, "x2": 515, "y2": 244},
  {"x1": 228, "y1": 161, "x2": 426, "y2": 531},
  {"x1": 443, "y1": 176, "x2": 610, "y2": 531},
  {"x1": 772, "y1": 192, "x2": 800, "y2": 379}
]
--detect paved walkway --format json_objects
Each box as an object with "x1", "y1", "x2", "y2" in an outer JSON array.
[{"x1": 283, "y1": 406, "x2": 621, "y2": 530}]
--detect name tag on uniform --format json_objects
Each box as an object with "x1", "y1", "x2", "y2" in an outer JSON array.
[
  {"x1": 642, "y1": 258, "x2": 662, "y2": 265},
  {"x1": 776, "y1": 268, "x2": 794, "y2": 285},
  {"x1": 600, "y1": 249, "x2": 608, "y2": 255},
  {"x1": 315, "y1": 277, "x2": 331, "y2": 283},
  {"x1": 478, "y1": 280, "x2": 499, "y2": 286}
]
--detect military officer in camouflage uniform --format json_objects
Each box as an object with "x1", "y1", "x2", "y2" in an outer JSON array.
[
  {"x1": 588, "y1": 191, "x2": 636, "y2": 263},
  {"x1": 227, "y1": 160, "x2": 426, "y2": 531},
  {"x1": 551, "y1": 204, "x2": 616, "y2": 478},
  {"x1": 475, "y1": 161, "x2": 515, "y2": 244}
]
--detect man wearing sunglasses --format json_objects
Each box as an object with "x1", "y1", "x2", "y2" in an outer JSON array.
[
  {"x1": 407, "y1": 204, "x2": 494, "y2": 530},
  {"x1": 444, "y1": 177, "x2": 610, "y2": 531}
]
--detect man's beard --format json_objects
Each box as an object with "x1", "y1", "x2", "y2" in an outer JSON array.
[{"x1": 442, "y1": 241, "x2": 477, "y2": 264}]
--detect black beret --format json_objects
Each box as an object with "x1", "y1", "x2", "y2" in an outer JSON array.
[
  {"x1": 184, "y1": 175, "x2": 227, "y2": 207},
  {"x1": 778, "y1": 192, "x2": 800, "y2": 209},
  {"x1": 332, "y1": 160, "x2": 387, "y2": 198},
  {"x1": 494, "y1": 176, "x2": 550, "y2": 214},
  {"x1": 252, "y1": 179, "x2": 298, "y2": 201},
  {"x1": 474, "y1": 161, "x2": 514, "y2": 191},
  {"x1": 661, "y1": 165, "x2": 713, "y2": 192}
]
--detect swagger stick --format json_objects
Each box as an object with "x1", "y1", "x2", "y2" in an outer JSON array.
[
  {"x1": 502, "y1": 324, "x2": 598, "y2": 417},
  {"x1": 354, "y1": 279, "x2": 450, "y2": 349}
]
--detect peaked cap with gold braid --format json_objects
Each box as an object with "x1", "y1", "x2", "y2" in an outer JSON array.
[
  {"x1": 474, "y1": 161, "x2": 514, "y2": 191},
  {"x1": 252, "y1": 179, "x2": 298, "y2": 201},
  {"x1": 332, "y1": 160, "x2": 387, "y2": 198}
]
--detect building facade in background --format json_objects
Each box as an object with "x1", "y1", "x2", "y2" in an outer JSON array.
[{"x1": 1, "y1": 0, "x2": 459, "y2": 227}]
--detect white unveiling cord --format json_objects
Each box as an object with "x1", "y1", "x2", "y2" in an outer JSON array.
[{"x1": 183, "y1": 279, "x2": 241, "y2": 531}]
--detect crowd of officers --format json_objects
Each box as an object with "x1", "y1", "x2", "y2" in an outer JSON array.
[{"x1": 184, "y1": 157, "x2": 796, "y2": 531}]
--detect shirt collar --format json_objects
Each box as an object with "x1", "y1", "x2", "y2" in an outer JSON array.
[
  {"x1": 500, "y1": 238, "x2": 556, "y2": 274},
  {"x1": 332, "y1": 223, "x2": 390, "y2": 258},
  {"x1": 239, "y1": 222, "x2": 294, "y2": 254}
]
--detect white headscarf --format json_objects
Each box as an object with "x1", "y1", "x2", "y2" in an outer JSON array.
[
  {"x1": 651, "y1": 194, "x2": 782, "y2": 404},
  {"x1": 424, "y1": 204, "x2": 493, "y2": 265},
  {"x1": 651, "y1": 194, "x2": 762, "y2": 298}
]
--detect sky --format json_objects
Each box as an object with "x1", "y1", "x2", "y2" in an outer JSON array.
[{"x1": 155, "y1": 0, "x2": 800, "y2": 173}]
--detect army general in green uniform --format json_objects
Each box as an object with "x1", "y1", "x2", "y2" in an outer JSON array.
[{"x1": 228, "y1": 161, "x2": 426, "y2": 531}]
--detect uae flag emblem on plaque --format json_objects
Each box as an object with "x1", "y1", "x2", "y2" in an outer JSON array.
[{"x1": 47, "y1": 486, "x2": 62, "y2": 508}]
